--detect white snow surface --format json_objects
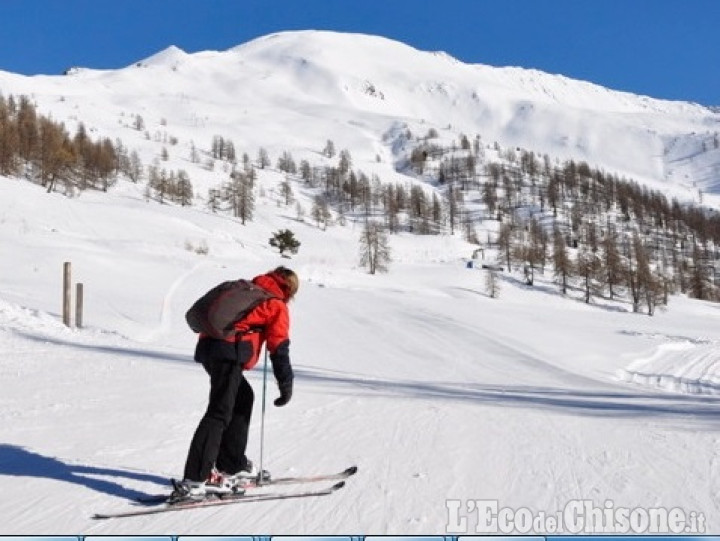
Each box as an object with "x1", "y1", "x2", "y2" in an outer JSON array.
[
  {"x1": 2, "y1": 175, "x2": 720, "y2": 534},
  {"x1": 1, "y1": 30, "x2": 720, "y2": 534}
]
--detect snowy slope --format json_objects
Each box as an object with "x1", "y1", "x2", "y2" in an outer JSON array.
[
  {"x1": 2, "y1": 30, "x2": 720, "y2": 534},
  {"x1": 0, "y1": 30, "x2": 719, "y2": 203},
  {"x1": 2, "y1": 174, "x2": 720, "y2": 534}
]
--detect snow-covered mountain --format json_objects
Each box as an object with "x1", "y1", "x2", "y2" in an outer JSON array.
[
  {"x1": 1, "y1": 30, "x2": 719, "y2": 203},
  {"x1": 2, "y1": 30, "x2": 720, "y2": 535}
]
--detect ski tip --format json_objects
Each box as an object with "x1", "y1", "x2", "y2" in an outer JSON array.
[
  {"x1": 345, "y1": 465, "x2": 358, "y2": 476},
  {"x1": 332, "y1": 481, "x2": 346, "y2": 490}
]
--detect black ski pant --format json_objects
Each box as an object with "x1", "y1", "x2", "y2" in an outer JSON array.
[{"x1": 183, "y1": 353, "x2": 254, "y2": 482}]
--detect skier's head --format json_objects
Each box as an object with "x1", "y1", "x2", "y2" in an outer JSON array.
[{"x1": 271, "y1": 266, "x2": 299, "y2": 301}]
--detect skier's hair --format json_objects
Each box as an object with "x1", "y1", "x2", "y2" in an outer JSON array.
[{"x1": 272, "y1": 266, "x2": 299, "y2": 300}]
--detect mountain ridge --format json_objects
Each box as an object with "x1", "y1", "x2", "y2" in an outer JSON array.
[
  {"x1": 1, "y1": 29, "x2": 719, "y2": 199},
  {"x1": 109, "y1": 30, "x2": 718, "y2": 116}
]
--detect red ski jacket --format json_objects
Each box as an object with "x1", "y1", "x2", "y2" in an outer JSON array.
[{"x1": 233, "y1": 272, "x2": 292, "y2": 370}]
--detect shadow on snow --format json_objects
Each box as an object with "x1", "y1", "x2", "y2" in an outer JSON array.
[
  {"x1": 0, "y1": 444, "x2": 168, "y2": 501},
  {"x1": 13, "y1": 329, "x2": 720, "y2": 427},
  {"x1": 291, "y1": 366, "x2": 720, "y2": 428}
]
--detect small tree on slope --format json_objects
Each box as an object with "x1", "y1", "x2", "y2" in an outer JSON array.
[{"x1": 269, "y1": 229, "x2": 301, "y2": 258}]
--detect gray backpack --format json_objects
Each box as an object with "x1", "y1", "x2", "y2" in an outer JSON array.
[{"x1": 185, "y1": 280, "x2": 276, "y2": 339}]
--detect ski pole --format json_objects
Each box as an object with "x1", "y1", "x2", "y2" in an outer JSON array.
[{"x1": 257, "y1": 345, "x2": 269, "y2": 486}]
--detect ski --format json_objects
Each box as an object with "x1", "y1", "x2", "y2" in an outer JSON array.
[
  {"x1": 137, "y1": 465, "x2": 358, "y2": 505},
  {"x1": 92, "y1": 480, "x2": 345, "y2": 520}
]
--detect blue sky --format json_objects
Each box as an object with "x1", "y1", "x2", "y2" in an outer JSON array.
[{"x1": 2, "y1": 0, "x2": 719, "y2": 106}]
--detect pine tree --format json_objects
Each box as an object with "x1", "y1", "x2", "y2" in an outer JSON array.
[
  {"x1": 444, "y1": 182, "x2": 460, "y2": 235},
  {"x1": 601, "y1": 228, "x2": 624, "y2": 299},
  {"x1": 0, "y1": 96, "x2": 19, "y2": 176},
  {"x1": 323, "y1": 139, "x2": 336, "y2": 158},
  {"x1": 338, "y1": 149, "x2": 352, "y2": 176},
  {"x1": 300, "y1": 159, "x2": 311, "y2": 182},
  {"x1": 257, "y1": 147, "x2": 270, "y2": 169},
  {"x1": 383, "y1": 183, "x2": 401, "y2": 234},
  {"x1": 311, "y1": 195, "x2": 332, "y2": 230},
  {"x1": 689, "y1": 242, "x2": 712, "y2": 300},
  {"x1": 482, "y1": 178, "x2": 498, "y2": 218},
  {"x1": 552, "y1": 227, "x2": 572, "y2": 295},
  {"x1": 627, "y1": 233, "x2": 652, "y2": 313},
  {"x1": 359, "y1": 221, "x2": 391, "y2": 274},
  {"x1": 277, "y1": 151, "x2": 296, "y2": 174},
  {"x1": 269, "y1": 229, "x2": 301, "y2": 258},
  {"x1": 211, "y1": 135, "x2": 224, "y2": 159},
  {"x1": 225, "y1": 172, "x2": 255, "y2": 225},
  {"x1": 576, "y1": 243, "x2": 601, "y2": 303},
  {"x1": 147, "y1": 166, "x2": 169, "y2": 204},
  {"x1": 516, "y1": 218, "x2": 546, "y2": 286},
  {"x1": 279, "y1": 177, "x2": 295, "y2": 206},
  {"x1": 497, "y1": 223, "x2": 514, "y2": 273},
  {"x1": 128, "y1": 151, "x2": 143, "y2": 183},
  {"x1": 176, "y1": 170, "x2": 193, "y2": 206},
  {"x1": 38, "y1": 116, "x2": 75, "y2": 194},
  {"x1": 408, "y1": 185, "x2": 431, "y2": 234},
  {"x1": 226, "y1": 140, "x2": 236, "y2": 163}
]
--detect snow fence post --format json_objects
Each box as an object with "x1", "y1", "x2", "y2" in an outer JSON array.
[
  {"x1": 75, "y1": 283, "x2": 84, "y2": 329},
  {"x1": 63, "y1": 262, "x2": 72, "y2": 327}
]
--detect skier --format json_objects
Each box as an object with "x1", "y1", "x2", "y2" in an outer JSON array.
[{"x1": 171, "y1": 266, "x2": 298, "y2": 501}]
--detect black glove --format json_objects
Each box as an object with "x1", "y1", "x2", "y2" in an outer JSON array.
[
  {"x1": 274, "y1": 379, "x2": 293, "y2": 407},
  {"x1": 271, "y1": 340, "x2": 293, "y2": 406}
]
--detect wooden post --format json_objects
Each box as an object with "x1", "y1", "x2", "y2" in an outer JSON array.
[
  {"x1": 63, "y1": 262, "x2": 72, "y2": 327},
  {"x1": 75, "y1": 283, "x2": 84, "y2": 329}
]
